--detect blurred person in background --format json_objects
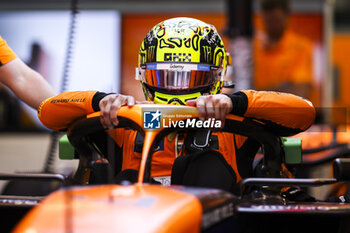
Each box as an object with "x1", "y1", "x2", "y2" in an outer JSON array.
[
  {"x1": 254, "y1": 0, "x2": 313, "y2": 100},
  {"x1": 0, "y1": 35, "x2": 55, "y2": 110}
]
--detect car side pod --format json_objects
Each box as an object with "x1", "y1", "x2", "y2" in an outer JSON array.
[{"x1": 333, "y1": 158, "x2": 350, "y2": 181}]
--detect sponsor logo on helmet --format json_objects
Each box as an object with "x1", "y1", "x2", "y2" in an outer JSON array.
[
  {"x1": 164, "y1": 53, "x2": 191, "y2": 62},
  {"x1": 197, "y1": 64, "x2": 211, "y2": 71},
  {"x1": 169, "y1": 64, "x2": 184, "y2": 70}
]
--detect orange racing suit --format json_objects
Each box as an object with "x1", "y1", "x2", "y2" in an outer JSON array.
[
  {"x1": 38, "y1": 90, "x2": 315, "y2": 182},
  {"x1": 0, "y1": 36, "x2": 17, "y2": 66}
]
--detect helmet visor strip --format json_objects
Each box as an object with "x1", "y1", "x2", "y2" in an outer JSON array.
[{"x1": 136, "y1": 63, "x2": 224, "y2": 91}]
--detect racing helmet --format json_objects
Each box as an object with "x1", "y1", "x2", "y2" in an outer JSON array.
[{"x1": 136, "y1": 17, "x2": 229, "y2": 105}]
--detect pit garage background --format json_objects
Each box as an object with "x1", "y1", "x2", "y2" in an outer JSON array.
[{"x1": 0, "y1": 0, "x2": 349, "y2": 200}]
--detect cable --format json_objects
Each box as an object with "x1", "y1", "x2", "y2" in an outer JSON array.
[
  {"x1": 60, "y1": 0, "x2": 79, "y2": 94},
  {"x1": 43, "y1": 0, "x2": 79, "y2": 173}
]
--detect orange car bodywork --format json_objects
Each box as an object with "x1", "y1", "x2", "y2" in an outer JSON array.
[
  {"x1": 13, "y1": 185, "x2": 202, "y2": 233},
  {"x1": 20, "y1": 102, "x2": 317, "y2": 233},
  {"x1": 15, "y1": 104, "x2": 233, "y2": 233}
]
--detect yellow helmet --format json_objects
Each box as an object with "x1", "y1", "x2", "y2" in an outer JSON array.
[{"x1": 136, "y1": 17, "x2": 228, "y2": 105}]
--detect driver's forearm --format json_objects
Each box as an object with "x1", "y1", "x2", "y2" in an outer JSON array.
[
  {"x1": 38, "y1": 91, "x2": 98, "y2": 131},
  {"x1": 226, "y1": 90, "x2": 315, "y2": 136},
  {"x1": 242, "y1": 90, "x2": 315, "y2": 135}
]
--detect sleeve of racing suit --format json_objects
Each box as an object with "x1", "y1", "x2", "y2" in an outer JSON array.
[
  {"x1": 38, "y1": 91, "x2": 105, "y2": 131},
  {"x1": 225, "y1": 90, "x2": 316, "y2": 136},
  {"x1": 0, "y1": 36, "x2": 17, "y2": 66}
]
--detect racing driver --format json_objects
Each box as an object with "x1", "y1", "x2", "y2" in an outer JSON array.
[{"x1": 38, "y1": 17, "x2": 315, "y2": 193}]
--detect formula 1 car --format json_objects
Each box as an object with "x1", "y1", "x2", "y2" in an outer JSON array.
[{"x1": 3, "y1": 104, "x2": 350, "y2": 233}]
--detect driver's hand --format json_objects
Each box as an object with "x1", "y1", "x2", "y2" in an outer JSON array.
[
  {"x1": 186, "y1": 94, "x2": 233, "y2": 126},
  {"x1": 99, "y1": 94, "x2": 135, "y2": 129}
]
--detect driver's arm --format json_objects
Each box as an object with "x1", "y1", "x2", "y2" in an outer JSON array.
[
  {"x1": 38, "y1": 91, "x2": 135, "y2": 131},
  {"x1": 38, "y1": 91, "x2": 106, "y2": 130},
  {"x1": 226, "y1": 90, "x2": 315, "y2": 136},
  {"x1": 188, "y1": 90, "x2": 315, "y2": 136}
]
